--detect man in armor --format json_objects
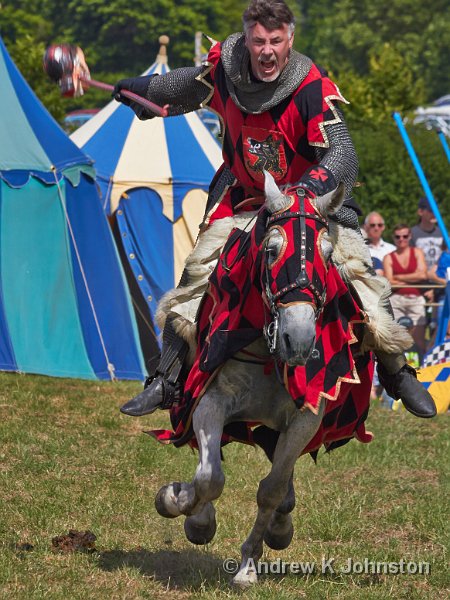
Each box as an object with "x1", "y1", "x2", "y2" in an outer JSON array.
[{"x1": 115, "y1": 0, "x2": 435, "y2": 419}]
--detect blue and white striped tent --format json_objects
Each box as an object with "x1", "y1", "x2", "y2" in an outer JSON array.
[
  {"x1": 71, "y1": 38, "x2": 222, "y2": 337},
  {"x1": 0, "y1": 36, "x2": 145, "y2": 380}
]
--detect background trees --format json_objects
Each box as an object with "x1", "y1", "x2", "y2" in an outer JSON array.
[{"x1": 0, "y1": 0, "x2": 448, "y2": 225}]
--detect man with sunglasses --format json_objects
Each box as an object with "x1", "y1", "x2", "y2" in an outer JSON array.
[{"x1": 364, "y1": 212, "x2": 395, "y2": 263}]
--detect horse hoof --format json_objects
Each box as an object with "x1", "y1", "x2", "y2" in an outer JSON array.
[
  {"x1": 154, "y1": 483, "x2": 182, "y2": 518},
  {"x1": 232, "y1": 569, "x2": 258, "y2": 588},
  {"x1": 264, "y1": 522, "x2": 294, "y2": 550},
  {"x1": 184, "y1": 514, "x2": 217, "y2": 545}
]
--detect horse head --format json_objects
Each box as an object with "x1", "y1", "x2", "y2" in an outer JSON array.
[{"x1": 261, "y1": 172, "x2": 345, "y2": 366}]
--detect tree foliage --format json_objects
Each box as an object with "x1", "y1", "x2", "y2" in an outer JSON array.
[
  {"x1": 299, "y1": 0, "x2": 450, "y2": 101},
  {"x1": 2, "y1": 0, "x2": 448, "y2": 117},
  {"x1": 0, "y1": 0, "x2": 448, "y2": 230},
  {"x1": 351, "y1": 121, "x2": 449, "y2": 228}
]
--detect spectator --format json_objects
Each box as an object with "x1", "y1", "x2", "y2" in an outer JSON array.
[
  {"x1": 410, "y1": 197, "x2": 443, "y2": 271},
  {"x1": 383, "y1": 224, "x2": 428, "y2": 353},
  {"x1": 427, "y1": 242, "x2": 450, "y2": 326},
  {"x1": 434, "y1": 244, "x2": 450, "y2": 280},
  {"x1": 364, "y1": 211, "x2": 395, "y2": 262},
  {"x1": 411, "y1": 197, "x2": 445, "y2": 340}
]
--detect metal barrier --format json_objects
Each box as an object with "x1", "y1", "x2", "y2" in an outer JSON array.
[{"x1": 390, "y1": 282, "x2": 450, "y2": 344}]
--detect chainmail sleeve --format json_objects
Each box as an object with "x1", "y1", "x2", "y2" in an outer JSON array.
[
  {"x1": 313, "y1": 108, "x2": 359, "y2": 200},
  {"x1": 141, "y1": 66, "x2": 212, "y2": 119},
  {"x1": 314, "y1": 107, "x2": 362, "y2": 229}
]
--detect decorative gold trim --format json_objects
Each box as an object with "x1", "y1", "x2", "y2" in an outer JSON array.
[
  {"x1": 201, "y1": 171, "x2": 238, "y2": 231},
  {"x1": 290, "y1": 318, "x2": 370, "y2": 415},
  {"x1": 205, "y1": 286, "x2": 218, "y2": 344},
  {"x1": 203, "y1": 104, "x2": 225, "y2": 140},
  {"x1": 272, "y1": 193, "x2": 296, "y2": 216},
  {"x1": 310, "y1": 93, "x2": 350, "y2": 149},
  {"x1": 196, "y1": 61, "x2": 215, "y2": 107},
  {"x1": 316, "y1": 229, "x2": 329, "y2": 272},
  {"x1": 265, "y1": 225, "x2": 288, "y2": 270}
]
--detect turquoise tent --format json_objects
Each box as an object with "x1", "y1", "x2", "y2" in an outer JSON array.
[{"x1": 0, "y1": 37, "x2": 145, "y2": 380}]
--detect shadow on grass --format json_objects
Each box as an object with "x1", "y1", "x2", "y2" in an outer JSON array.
[
  {"x1": 98, "y1": 548, "x2": 388, "y2": 591},
  {"x1": 97, "y1": 547, "x2": 230, "y2": 588}
]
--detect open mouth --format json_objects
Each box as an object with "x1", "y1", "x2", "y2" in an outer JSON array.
[{"x1": 259, "y1": 59, "x2": 276, "y2": 72}]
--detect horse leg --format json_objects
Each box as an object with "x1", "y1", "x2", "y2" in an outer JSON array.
[
  {"x1": 154, "y1": 395, "x2": 225, "y2": 545},
  {"x1": 232, "y1": 404, "x2": 324, "y2": 587},
  {"x1": 264, "y1": 472, "x2": 295, "y2": 550},
  {"x1": 253, "y1": 425, "x2": 295, "y2": 550}
]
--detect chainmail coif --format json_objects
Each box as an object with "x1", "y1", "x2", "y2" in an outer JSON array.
[{"x1": 220, "y1": 33, "x2": 312, "y2": 114}]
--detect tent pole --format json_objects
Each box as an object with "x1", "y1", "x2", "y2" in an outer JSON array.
[
  {"x1": 392, "y1": 112, "x2": 450, "y2": 249},
  {"x1": 437, "y1": 131, "x2": 450, "y2": 164}
]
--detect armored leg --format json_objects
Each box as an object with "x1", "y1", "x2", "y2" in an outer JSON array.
[
  {"x1": 120, "y1": 317, "x2": 189, "y2": 416},
  {"x1": 376, "y1": 351, "x2": 436, "y2": 418},
  {"x1": 372, "y1": 283, "x2": 435, "y2": 418}
]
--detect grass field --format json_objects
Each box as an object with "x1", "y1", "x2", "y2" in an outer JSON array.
[{"x1": 0, "y1": 372, "x2": 448, "y2": 599}]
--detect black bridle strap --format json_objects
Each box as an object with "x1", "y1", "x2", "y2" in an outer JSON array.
[{"x1": 265, "y1": 194, "x2": 328, "y2": 310}]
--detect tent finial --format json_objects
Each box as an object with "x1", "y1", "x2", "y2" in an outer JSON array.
[{"x1": 157, "y1": 35, "x2": 169, "y2": 64}]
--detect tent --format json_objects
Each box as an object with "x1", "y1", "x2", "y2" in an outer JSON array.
[
  {"x1": 71, "y1": 37, "x2": 222, "y2": 350},
  {"x1": 0, "y1": 37, "x2": 145, "y2": 380}
]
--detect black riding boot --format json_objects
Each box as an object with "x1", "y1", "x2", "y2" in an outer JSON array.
[
  {"x1": 376, "y1": 351, "x2": 436, "y2": 418},
  {"x1": 120, "y1": 318, "x2": 189, "y2": 417}
]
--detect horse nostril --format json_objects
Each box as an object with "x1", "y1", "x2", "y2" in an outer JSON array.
[{"x1": 283, "y1": 332, "x2": 292, "y2": 354}]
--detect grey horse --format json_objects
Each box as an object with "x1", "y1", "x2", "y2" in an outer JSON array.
[{"x1": 153, "y1": 174, "x2": 359, "y2": 587}]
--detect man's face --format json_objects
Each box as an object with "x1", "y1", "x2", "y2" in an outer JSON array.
[
  {"x1": 245, "y1": 22, "x2": 294, "y2": 82},
  {"x1": 418, "y1": 207, "x2": 437, "y2": 226},
  {"x1": 364, "y1": 214, "x2": 385, "y2": 242}
]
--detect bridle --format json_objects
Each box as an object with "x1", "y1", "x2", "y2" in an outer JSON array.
[{"x1": 263, "y1": 188, "x2": 329, "y2": 354}]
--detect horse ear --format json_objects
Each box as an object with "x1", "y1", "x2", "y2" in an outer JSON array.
[
  {"x1": 264, "y1": 170, "x2": 290, "y2": 214},
  {"x1": 314, "y1": 182, "x2": 345, "y2": 216}
]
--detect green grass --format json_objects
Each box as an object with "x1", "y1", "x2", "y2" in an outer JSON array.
[{"x1": 0, "y1": 372, "x2": 448, "y2": 599}]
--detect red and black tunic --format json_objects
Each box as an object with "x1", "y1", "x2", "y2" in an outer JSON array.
[{"x1": 203, "y1": 42, "x2": 348, "y2": 225}]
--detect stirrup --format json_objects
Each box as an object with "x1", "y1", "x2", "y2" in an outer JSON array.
[{"x1": 144, "y1": 373, "x2": 182, "y2": 410}]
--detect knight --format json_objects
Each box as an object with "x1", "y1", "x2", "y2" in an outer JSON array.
[{"x1": 115, "y1": 0, "x2": 435, "y2": 419}]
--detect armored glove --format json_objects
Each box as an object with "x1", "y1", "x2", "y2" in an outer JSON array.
[
  {"x1": 113, "y1": 75, "x2": 157, "y2": 118},
  {"x1": 294, "y1": 165, "x2": 337, "y2": 198}
]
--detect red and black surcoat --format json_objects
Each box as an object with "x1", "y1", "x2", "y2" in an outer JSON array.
[{"x1": 203, "y1": 42, "x2": 348, "y2": 225}]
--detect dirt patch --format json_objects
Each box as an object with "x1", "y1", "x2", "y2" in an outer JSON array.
[{"x1": 51, "y1": 529, "x2": 97, "y2": 554}]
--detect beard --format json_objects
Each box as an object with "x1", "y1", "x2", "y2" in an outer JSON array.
[{"x1": 256, "y1": 56, "x2": 281, "y2": 82}]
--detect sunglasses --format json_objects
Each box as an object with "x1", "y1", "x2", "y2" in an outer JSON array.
[
  {"x1": 394, "y1": 234, "x2": 410, "y2": 240},
  {"x1": 369, "y1": 223, "x2": 384, "y2": 228}
]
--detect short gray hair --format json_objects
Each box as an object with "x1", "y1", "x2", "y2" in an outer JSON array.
[{"x1": 243, "y1": 0, "x2": 295, "y2": 37}]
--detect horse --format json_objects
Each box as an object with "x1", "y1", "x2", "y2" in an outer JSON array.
[{"x1": 150, "y1": 173, "x2": 373, "y2": 587}]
